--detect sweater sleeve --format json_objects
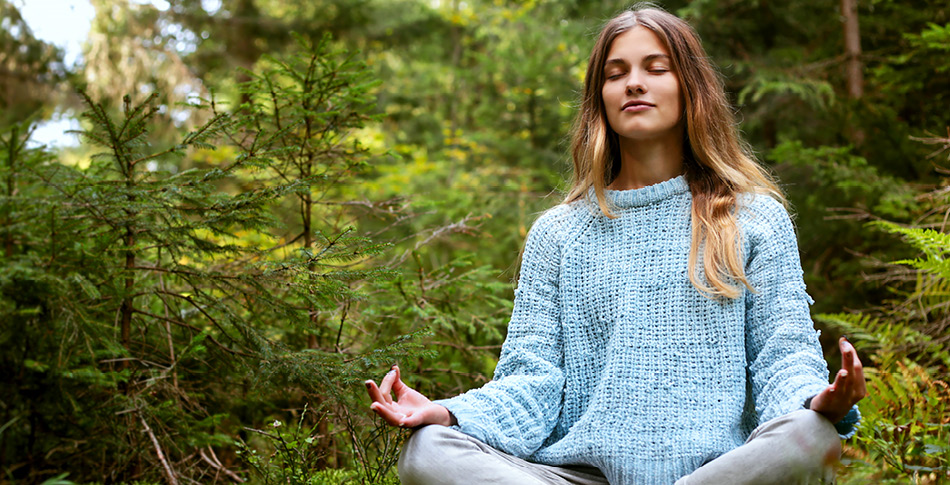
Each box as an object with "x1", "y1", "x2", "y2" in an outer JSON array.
[
  {"x1": 434, "y1": 208, "x2": 566, "y2": 458},
  {"x1": 743, "y1": 196, "x2": 860, "y2": 439}
]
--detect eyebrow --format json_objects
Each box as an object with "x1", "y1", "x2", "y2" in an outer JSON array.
[{"x1": 604, "y1": 53, "x2": 671, "y2": 68}]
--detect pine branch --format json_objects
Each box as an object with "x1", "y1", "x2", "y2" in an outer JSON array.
[{"x1": 131, "y1": 309, "x2": 250, "y2": 358}]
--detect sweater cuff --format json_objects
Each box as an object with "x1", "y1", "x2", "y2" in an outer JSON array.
[
  {"x1": 803, "y1": 395, "x2": 861, "y2": 439},
  {"x1": 434, "y1": 396, "x2": 489, "y2": 441},
  {"x1": 834, "y1": 405, "x2": 861, "y2": 439}
]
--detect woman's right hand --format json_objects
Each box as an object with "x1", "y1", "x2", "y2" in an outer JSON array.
[{"x1": 365, "y1": 365, "x2": 456, "y2": 428}]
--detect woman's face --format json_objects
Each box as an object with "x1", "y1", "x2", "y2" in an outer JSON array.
[{"x1": 601, "y1": 26, "x2": 683, "y2": 144}]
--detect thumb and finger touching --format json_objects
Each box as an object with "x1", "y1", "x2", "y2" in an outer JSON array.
[
  {"x1": 376, "y1": 366, "x2": 399, "y2": 403},
  {"x1": 365, "y1": 365, "x2": 428, "y2": 427}
]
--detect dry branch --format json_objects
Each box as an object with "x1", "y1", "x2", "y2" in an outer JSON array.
[
  {"x1": 198, "y1": 447, "x2": 245, "y2": 483},
  {"x1": 141, "y1": 416, "x2": 178, "y2": 485}
]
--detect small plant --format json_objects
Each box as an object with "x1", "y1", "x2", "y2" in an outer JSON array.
[{"x1": 236, "y1": 405, "x2": 401, "y2": 484}]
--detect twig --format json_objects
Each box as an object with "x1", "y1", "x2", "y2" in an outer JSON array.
[
  {"x1": 429, "y1": 341, "x2": 503, "y2": 351},
  {"x1": 335, "y1": 301, "x2": 350, "y2": 353},
  {"x1": 199, "y1": 447, "x2": 245, "y2": 483},
  {"x1": 141, "y1": 416, "x2": 179, "y2": 485},
  {"x1": 909, "y1": 126, "x2": 950, "y2": 160},
  {"x1": 243, "y1": 426, "x2": 280, "y2": 440},
  {"x1": 389, "y1": 214, "x2": 486, "y2": 266},
  {"x1": 158, "y1": 267, "x2": 179, "y2": 389},
  {"x1": 131, "y1": 308, "x2": 252, "y2": 357},
  {"x1": 152, "y1": 291, "x2": 255, "y2": 357}
]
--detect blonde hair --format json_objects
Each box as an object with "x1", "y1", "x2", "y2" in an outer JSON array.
[{"x1": 565, "y1": 4, "x2": 784, "y2": 299}]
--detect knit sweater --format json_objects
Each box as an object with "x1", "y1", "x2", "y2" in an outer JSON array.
[{"x1": 436, "y1": 175, "x2": 860, "y2": 484}]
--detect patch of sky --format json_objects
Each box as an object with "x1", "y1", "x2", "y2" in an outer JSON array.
[
  {"x1": 28, "y1": 113, "x2": 82, "y2": 149},
  {"x1": 18, "y1": 0, "x2": 197, "y2": 148},
  {"x1": 18, "y1": 0, "x2": 95, "y2": 68},
  {"x1": 202, "y1": 0, "x2": 222, "y2": 14}
]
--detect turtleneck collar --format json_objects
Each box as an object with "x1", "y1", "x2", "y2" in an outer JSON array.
[{"x1": 589, "y1": 175, "x2": 689, "y2": 209}]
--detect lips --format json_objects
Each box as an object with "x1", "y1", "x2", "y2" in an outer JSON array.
[{"x1": 621, "y1": 100, "x2": 655, "y2": 110}]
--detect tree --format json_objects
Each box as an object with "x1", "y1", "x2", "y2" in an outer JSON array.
[
  {"x1": 81, "y1": 0, "x2": 208, "y2": 142},
  {"x1": 0, "y1": 34, "x2": 422, "y2": 483},
  {"x1": 0, "y1": 0, "x2": 65, "y2": 128}
]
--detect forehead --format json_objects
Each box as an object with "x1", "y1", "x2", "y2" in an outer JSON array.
[{"x1": 605, "y1": 26, "x2": 670, "y2": 63}]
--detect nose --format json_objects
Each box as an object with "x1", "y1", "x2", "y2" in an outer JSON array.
[{"x1": 625, "y1": 70, "x2": 646, "y2": 95}]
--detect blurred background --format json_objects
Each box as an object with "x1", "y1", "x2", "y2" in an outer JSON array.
[{"x1": 1, "y1": 0, "x2": 948, "y2": 483}]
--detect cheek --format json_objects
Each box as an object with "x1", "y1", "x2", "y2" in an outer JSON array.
[
  {"x1": 602, "y1": 84, "x2": 617, "y2": 105},
  {"x1": 665, "y1": 82, "x2": 684, "y2": 116},
  {"x1": 601, "y1": 88, "x2": 619, "y2": 122}
]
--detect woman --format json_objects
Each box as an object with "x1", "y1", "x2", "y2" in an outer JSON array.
[{"x1": 366, "y1": 4, "x2": 866, "y2": 484}]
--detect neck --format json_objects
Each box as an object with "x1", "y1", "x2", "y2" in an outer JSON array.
[{"x1": 608, "y1": 133, "x2": 684, "y2": 190}]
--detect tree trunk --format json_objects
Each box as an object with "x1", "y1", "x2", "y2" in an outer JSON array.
[
  {"x1": 120, "y1": 205, "x2": 135, "y2": 373},
  {"x1": 3, "y1": 126, "x2": 21, "y2": 258},
  {"x1": 120, "y1": 133, "x2": 137, "y2": 374},
  {"x1": 840, "y1": 0, "x2": 863, "y2": 100},
  {"x1": 232, "y1": 0, "x2": 262, "y2": 106},
  {"x1": 840, "y1": 0, "x2": 865, "y2": 145}
]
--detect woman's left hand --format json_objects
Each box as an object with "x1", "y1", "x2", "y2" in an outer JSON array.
[{"x1": 808, "y1": 337, "x2": 868, "y2": 423}]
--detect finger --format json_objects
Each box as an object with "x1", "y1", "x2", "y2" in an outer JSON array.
[
  {"x1": 849, "y1": 344, "x2": 866, "y2": 388},
  {"x1": 401, "y1": 404, "x2": 447, "y2": 429},
  {"x1": 830, "y1": 368, "x2": 848, "y2": 393},
  {"x1": 378, "y1": 368, "x2": 397, "y2": 404},
  {"x1": 839, "y1": 337, "x2": 854, "y2": 371},
  {"x1": 365, "y1": 380, "x2": 387, "y2": 405},
  {"x1": 842, "y1": 365, "x2": 867, "y2": 402},
  {"x1": 401, "y1": 411, "x2": 429, "y2": 429},
  {"x1": 809, "y1": 387, "x2": 830, "y2": 413},
  {"x1": 839, "y1": 337, "x2": 868, "y2": 401},
  {"x1": 853, "y1": 360, "x2": 867, "y2": 399},
  {"x1": 369, "y1": 401, "x2": 407, "y2": 427},
  {"x1": 390, "y1": 365, "x2": 407, "y2": 394}
]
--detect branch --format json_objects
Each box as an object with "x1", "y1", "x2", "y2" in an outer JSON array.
[
  {"x1": 198, "y1": 446, "x2": 245, "y2": 483},
  {"x1": 140, "y1": 415, "x2": 178, "y2": 485},
  {"x1": 910, "y1": 126, "x2": 950, "y2": 160},
  {"x1": 127, "y1": 145, "x2": 182, "y2": 168},
  {"x1": 429, "y1": 341, "x2": 503, "y2": 351},
  {"x1": 129, "y1": 265, "x2": 243, "y2": 280},
  {"x1": 131, "y1": 308, "x2": 253, "y2": 357},
  {"x1": 389, "y1": 213, "x2": 486, "y2": 266}
]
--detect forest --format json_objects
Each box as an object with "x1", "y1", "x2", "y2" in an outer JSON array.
[{"x1": 0, "y1": 0, "x2": 948, "y2": 483}]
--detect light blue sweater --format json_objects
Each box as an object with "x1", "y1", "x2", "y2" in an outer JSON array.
[{"x1": 436, "y1": 175, "x2": 859, "y2": 484}]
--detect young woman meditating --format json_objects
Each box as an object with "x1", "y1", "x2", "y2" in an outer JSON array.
[{"x1": 366, "y1": 5, "x2": 866, "y2": 484}]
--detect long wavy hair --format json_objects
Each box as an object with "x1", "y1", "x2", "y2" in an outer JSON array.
[{"x1": 564, "y1": 4, "x2": 784, "y2": 299}]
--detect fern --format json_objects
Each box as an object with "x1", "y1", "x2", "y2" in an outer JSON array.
[
  {"x1": 835, "y1": 170, "x2": 950, "y2": 483},
  {"x1": 872, "y1": 221, "x2": 950, "y2": 280}
]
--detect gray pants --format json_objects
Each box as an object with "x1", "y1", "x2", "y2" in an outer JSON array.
[{"x1": 398, "y1": 410, "x2": 841, "y2": 485}]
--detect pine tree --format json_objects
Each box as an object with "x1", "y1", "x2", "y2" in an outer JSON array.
[{"x1": 0, "y1": 34, "x2": 426, "y2": 483}]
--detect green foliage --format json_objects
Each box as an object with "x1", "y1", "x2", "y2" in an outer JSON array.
[
  {"x1": 877, "y1": 222, "x2": 950, "y2": 281},
  {"x1": 1, "y1": 90, "x2": 268, "y2": 483},
  {"x1": 767, "y1": 140, "x2": 919, "y2": 313},
  {"x1": 844, "y1": 362, "x2": 950, "y2": 483},
  {"x1": 737, "y1": 72, "x2": 835, "y2": 110},
  {"x1": 769, "y1": 141, "x2": 917, "y2": 220},
  {"x1": 37, "y1": 473, "x2": 76, "y2": 485},
  {"x1": 7, "y1": 0, "x2": 950, "y2": 482},
  {"x1": 0, "y1": 15, "x2": 525, "y2": 481},
  {"x1": 1, "y1": 33, "x2": 424, "y2": 484},
  {"x1": 235, "y1": 405, "x2": 399, "y2": 485},
  {"x1": 817, "y1": 170, "x2": 950, "y2": 483}
]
